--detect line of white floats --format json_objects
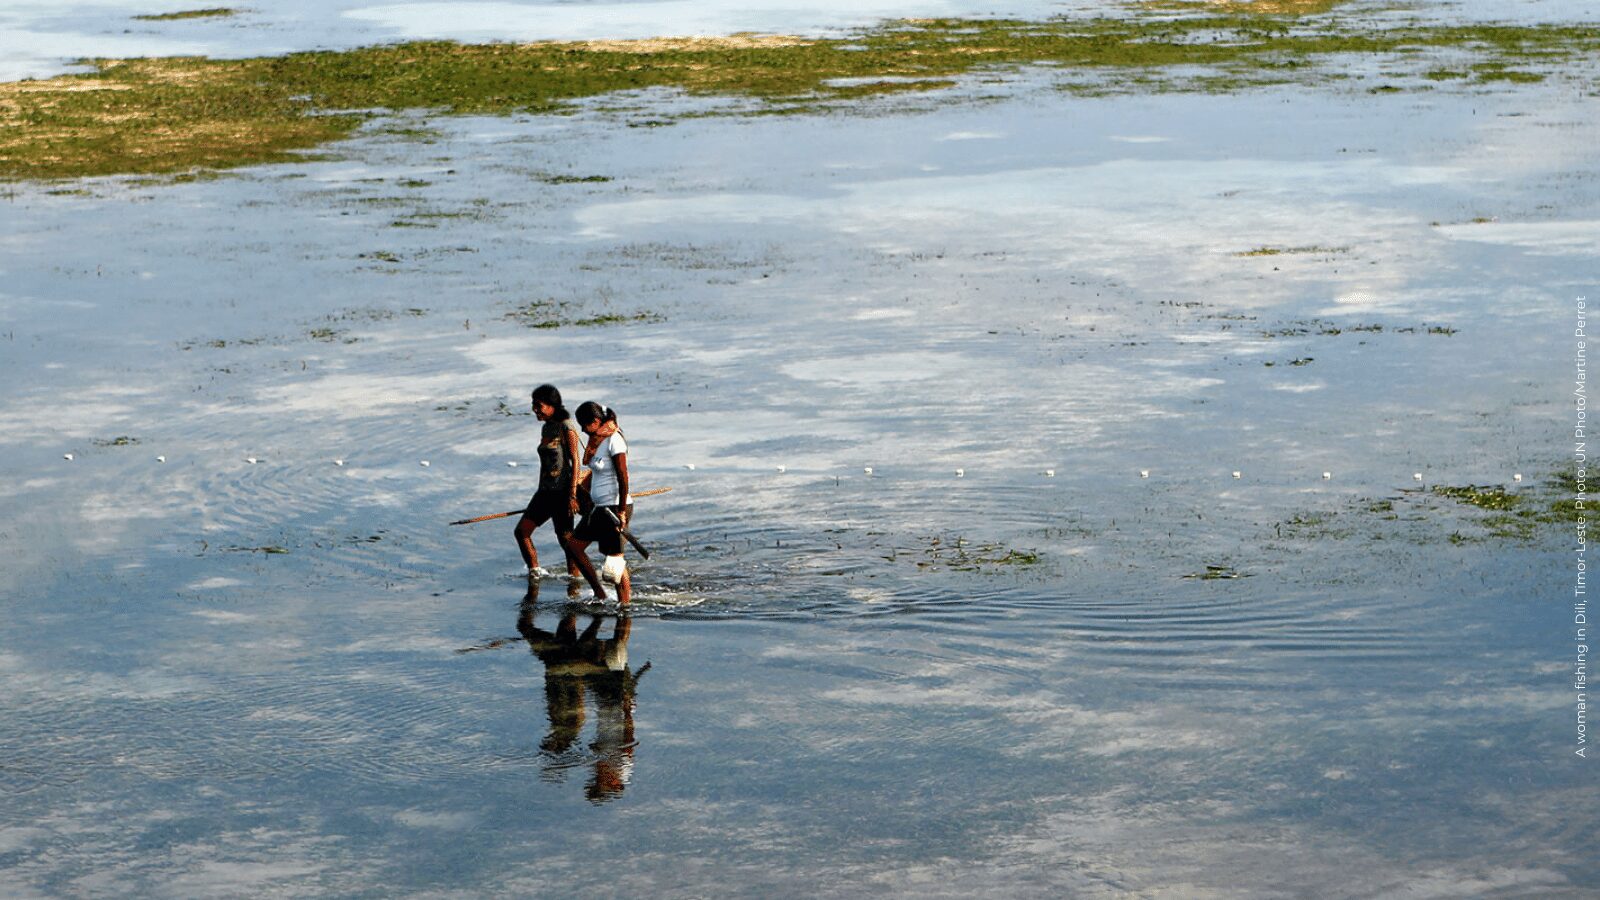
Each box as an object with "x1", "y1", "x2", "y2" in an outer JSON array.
[{"x1": 58, "y1": 452, "x2": 1527, "y2": 486}]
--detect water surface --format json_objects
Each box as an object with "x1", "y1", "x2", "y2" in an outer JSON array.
[{"x1": 2, "y1": 6, "x2": 1598, "y2": 896}]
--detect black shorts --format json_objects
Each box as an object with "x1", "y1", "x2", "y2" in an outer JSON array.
[
  {"x1": 573, "y1": 505, "x2": 631, "y2": 556},
  {"x1": 521, "y1": 490, "x2": 574, "y2": 536}
]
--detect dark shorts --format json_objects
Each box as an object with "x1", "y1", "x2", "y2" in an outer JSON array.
[
  {"x1": 521, "y1": 490, "x2": 574, "y2": 536},
  {"x1": 573, "y1": 505, "x2": 631, "y2": 556}
]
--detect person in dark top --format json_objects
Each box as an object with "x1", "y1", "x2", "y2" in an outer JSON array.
[{"x1": 514, "y1": 384, "x2": 583, "y2": 579}]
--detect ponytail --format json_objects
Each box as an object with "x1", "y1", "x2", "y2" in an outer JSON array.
[{"x1": 575, "y1": 401, "x2": 618, "y2": 429}]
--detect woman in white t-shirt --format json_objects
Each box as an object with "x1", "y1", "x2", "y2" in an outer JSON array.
[{"x1": 567, "y1": 402, "x2": 632, "y2": 604}]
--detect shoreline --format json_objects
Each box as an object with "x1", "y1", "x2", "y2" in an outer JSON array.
[{"x1": 4, "y1": 13, "x2": 1598, "y2": 181}]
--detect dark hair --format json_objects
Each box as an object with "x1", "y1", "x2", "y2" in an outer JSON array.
[
  {"x1": 575, "y1": 401, "x2": 617, "y2": 429},
  {"x1": 531, "y1": 384, "x2": 569, "y2": 421}
]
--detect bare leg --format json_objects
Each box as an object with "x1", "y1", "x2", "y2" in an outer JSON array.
[
  {"x1": 514, "y1": 516, "x2": 540, "y2": 571},
  {"x1": 563, "y1": 535, "x2": 606, "y2": 599},
  {"x1": 617, "y1": 568, "x2": 631, "y2": 606},
  {"x1": 563, "y1": 538, "x2": 582, "y2": 579},
  {"x1": 560, "y1": 534, "x2": 584, "y2": 598}
]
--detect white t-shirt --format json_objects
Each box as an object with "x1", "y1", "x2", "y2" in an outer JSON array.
[{"x1": 586, "y1": 432, "x2": 628, "y2": 506}]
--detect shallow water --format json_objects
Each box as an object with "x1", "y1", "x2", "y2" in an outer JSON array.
[{"x1": 3, "y1": 4, "x2": 1600, "y2": 895}]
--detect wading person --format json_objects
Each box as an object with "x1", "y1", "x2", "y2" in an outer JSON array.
[
  {"x1": 515, "y1": 384, "x2": 583, "y2": 579},
  {"x1": 566, "y1": 401, "x2": 632, "y2": 604}
]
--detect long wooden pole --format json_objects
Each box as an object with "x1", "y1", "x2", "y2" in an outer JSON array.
[{"x1": 448, "y1": 486, "x2": 671, "y2": 526}]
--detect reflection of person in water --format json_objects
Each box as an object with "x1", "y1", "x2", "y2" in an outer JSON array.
[{"x1": 517, "y1": 582, "x2": 648, "y2": 803}]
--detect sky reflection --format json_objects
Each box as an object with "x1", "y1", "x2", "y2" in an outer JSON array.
[{"x1": 1, "y1": 4, "x2": 1597, "y2": 894}]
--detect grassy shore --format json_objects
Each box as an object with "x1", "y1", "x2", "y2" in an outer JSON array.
[{"x1": 3, "y1": 13, "x2": 1597, "y2": 180}]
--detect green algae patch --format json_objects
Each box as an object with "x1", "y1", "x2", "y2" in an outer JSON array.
[
  {"x1": 1137, "y1": 0, "x2": 1350, "y2": 14},
  {"x1": 1433, "y1": 484, "x2": 1520, "y2": 511},
  {"x1": 1257, "y1": 467, "x2": 1585, "y2": 549},
  {"x1": 1473, "y1": 64, "x2": 1545, "y2": 83},
  {"x1": 822, "y1": 78, "x2": 959, "y2": 99},
  {"x1": 4, "y1": 16, "x2": 1598, "y2": 180},
  {"x1": 569, "y1": 312, "x2": 663, "y2": 327},
  {"x1": 908, "y1": 535, "x2": 1042, "y2": 572},
  {"x1": 1259, "y1": 318, "x2": 1460, "y2": 339},
  {"x1": 507, "y1": 298, "x2": 662, "y2": 329},
  {"x1": 1236, "y1": 245, "x2": 1349, "y2": 256},
  {"x1": 536, "y1": 173, "x2": 612, "y2": 184},
  {"x1": 1183, "y1": 563, "x2": 1250, "y2": 579},
  {"x1": 1429, "y1": 471, "x2": 1585, "y2": 540},
  {"x1": 1432, "y1": 483, "x2": 1542, "y2": 541},
  {"x1": 1274, "y1": 509, "x2": 1358, "y2": 540},
  {"x1": 133, "y1": 8, "x2": 240, "y2": 21}
]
